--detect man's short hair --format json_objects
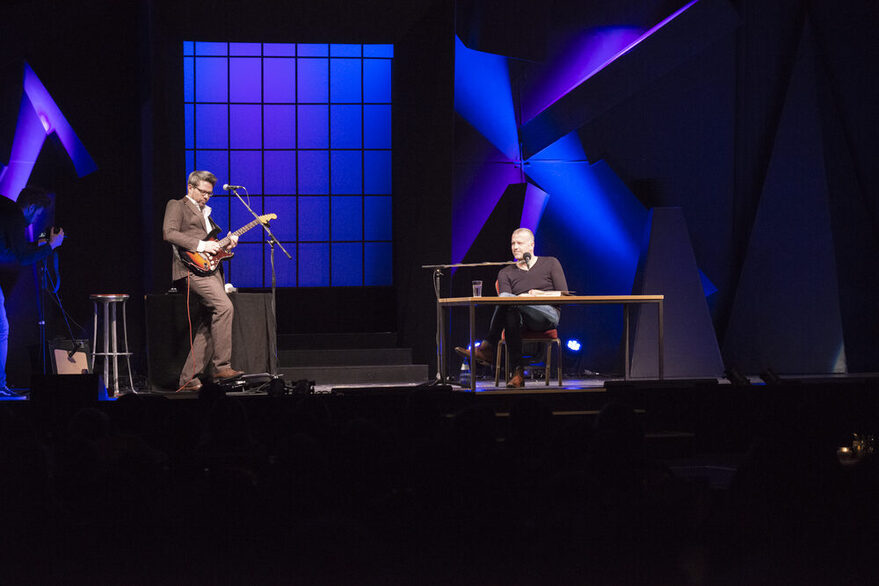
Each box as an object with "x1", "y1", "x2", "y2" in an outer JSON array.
[
  {"x1": 512, "y1": 227, "x2": 534, "y2": 242},
  {"x1": 188, "y1": 170, "x2": 218, "y2": 187},
  {"x1": 17, "y1": 186, "x2": 52, "y2": 210}
]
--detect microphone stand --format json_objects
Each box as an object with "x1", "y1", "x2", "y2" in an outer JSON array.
[
  {"x1": 420, "y1": 260, "x2": 516, "y2": 386},
  {"x1": 37, "y1": 261, "x2": 48, "y2": 374},
  {"x1": 228, "y1": 187, "x2": 291, "y2": 375}
]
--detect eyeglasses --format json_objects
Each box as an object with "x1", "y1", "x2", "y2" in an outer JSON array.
[{"x1": 192, "y1": 185, "x2": 213, "y2": 198}]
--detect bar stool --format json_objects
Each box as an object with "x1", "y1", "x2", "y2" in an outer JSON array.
[{"x1": 90, "y1": 294, "x2": 135, "y2": 396}]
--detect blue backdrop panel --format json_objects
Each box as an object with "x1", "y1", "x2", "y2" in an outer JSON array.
[
  {"x1": 332, "y1": 242, "x2": 363, "y2": 285},
  {"x1": 194, "y1": 57, "x2": 228, "y2": 102},
  {"x1": 232, "y1": 198, "x2": 265, "y2": 243},
  {"x1": 194, "y1": 105, "x2": 228, "y2": 148},
  {"x1": 298, "y1": 59, "x2": 329, "y2": 103},
  {"x1": 331, "y1": 59, "x2": 362, "y2": 102},
  {"x1": 299, "y1": 196, "x2": 329, "y2": 240},
  {"x1": 331, "y1": 151, "x2": 362, "y2": 194},
  {"x1": 265, "y1": 196, "x2": 297, "y2": 241},
  {"x1": 184, "y1": 42, "x2": 392, "y2": 287},
  {"x1": 263, "y1": 58, "x2": 296, "y2": 102},
  {"x1": 229, "y1": 243, "x2": 263, "y2": 285},
  {"x1": 230, "y1": 105, "x2": 262, "y2": 148},
  {"x1": 264, "y1": 150, "x2": 296, "y2": 194},
  {"x1": 332, "y1": 196, "x2": 362, "y2": 240},
  {"x1": 365, "y1": 242, "x2": 392, "y2": 286},
  {"x1": 298, "y1": 105, "x2": 329, "y2": 148},
  {"x1": 630, "y1": 207, "x2": 724, "y2": 378},
  {"x1": 331, "y1": 105, "x2": 362, "y2": 148},
  {"x1": 299, "y1": 243, "x2": 330, "y2": 286},
  {"x1": 518, "y1": 0, "x2": 739, "y2": 159},
  {"x1": 266, "y1": 247, "x2": 297, "y2": 287},
  {"x1": 264, "y1": 105, "x2": 296, "y2": 148},
  {"x1": 230, "y1": 58, "x2": 262, "y2": 102},
  {"x1": 264, "y1": 43, "x2": 296, "y2": 57},
  {"x1": 206, "y1": 195, "x2": 229, "y2": 237},
  {"x1": 229, "y1": 150, "x2": 262, "y2": 195}
]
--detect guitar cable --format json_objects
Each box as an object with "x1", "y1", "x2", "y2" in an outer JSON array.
[
  {"x1": 175, "y1": 273, "x2": 199, "y2": 393},
  {"x1": 42, "y1": 256, "x2": 85, "y2": 340}
]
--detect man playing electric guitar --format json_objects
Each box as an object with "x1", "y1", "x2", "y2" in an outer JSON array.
[{"x1": 162, "y1": 170, "x2": 243, "y2": 391}]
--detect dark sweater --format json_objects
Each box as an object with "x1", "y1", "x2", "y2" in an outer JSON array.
[{"x1": 497, "y1": 256, "x2": 568, "y2": 295}]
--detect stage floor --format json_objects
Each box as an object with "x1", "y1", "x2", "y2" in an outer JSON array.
[{"x1": 3, "y1": 371, "x2": 879, "y2": 401}]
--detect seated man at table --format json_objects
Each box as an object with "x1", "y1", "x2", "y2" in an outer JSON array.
[{"x1": 455, "y1": 228, "x2": 568, "y2": 388}]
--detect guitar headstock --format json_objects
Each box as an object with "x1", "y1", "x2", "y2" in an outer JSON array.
[{"x1": 259, "y1": 213, "x2": 278, "y2": 224}]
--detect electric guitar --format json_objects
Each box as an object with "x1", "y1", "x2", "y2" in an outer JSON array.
[{"x1": 177, "y1": 213, "x2": 277, "y2": 276}]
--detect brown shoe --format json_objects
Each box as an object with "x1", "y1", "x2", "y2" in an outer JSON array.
[
  {"x1": 214, "y1": 367, "x2": 244, "y2": 381},
  {"x1": 507, "y1": 367, "x2": 525, "y2": 389},
  {"x1": 454, "y1": 343, "x2": 494, "y2": 366},
  {"x1": 179, "y1": 379, "x2": 202, "y2": 392}
]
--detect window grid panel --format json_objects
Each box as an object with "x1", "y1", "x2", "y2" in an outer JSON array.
[
  {"x1": 185, "y1": 42, "x2": 392, "y2": 287},
  {"x1": 327, "y1": 53, "x2": 333, "y2": 282}
]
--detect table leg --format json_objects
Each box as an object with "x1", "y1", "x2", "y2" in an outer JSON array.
[
  {"x1": 658, "y1": 300, "x2": 664, "y2": 380},
  {"x1": 91, "y1": 302, "x2": 98, "y2": 373},
  {"x1": 624, "y1": 304, "x2": 630, "y2": 380},
  {"x1": 469, "y1": 302, "x2": 476, "y2": 392},
  {"x1": 437, "y1": 299, "x2": 446, "y2": 384}
]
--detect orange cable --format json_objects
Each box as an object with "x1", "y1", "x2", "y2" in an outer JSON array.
[{"x1": 175, "y1": 273, "x2": 198, "y2": 392}]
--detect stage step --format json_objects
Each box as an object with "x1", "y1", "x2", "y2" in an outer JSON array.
[
  {"x1": 279, "y1": 364, "x2": 429, "y2": 386},
  {"x1": 278, "y1": 332, "x2": 398, "y2": 350},
  {"x1": 280, "y1": 347, "x2": 413, "y2": 367},
  {"x1": 277, "y1": 332, "x2": 428, "y2": 385}
]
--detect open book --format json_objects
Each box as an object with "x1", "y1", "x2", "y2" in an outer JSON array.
[{"x1": 526, "y1": 290, "x2": 567, "y2": 297}]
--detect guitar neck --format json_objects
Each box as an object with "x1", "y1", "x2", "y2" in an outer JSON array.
[{"x1": 217, "y1": 216, "x2": 268, "y2": 247}]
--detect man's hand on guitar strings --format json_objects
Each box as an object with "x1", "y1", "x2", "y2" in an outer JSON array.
[{"x1": 203, "y1": 240, "x2": 222, "y2": 255}]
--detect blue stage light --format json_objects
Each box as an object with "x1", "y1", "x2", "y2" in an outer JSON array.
[
  {"x1": 0, "y1": 63, "x2": 96, "y2": 200},
  {"x1": 566, "y1": 339, "x2": 582, "y2": 352},
  {"x1": 454, "y1": 36, "x2": 519, "y2": 161}
]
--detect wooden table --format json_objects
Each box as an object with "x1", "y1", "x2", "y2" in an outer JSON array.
[{"x1": 438, "y1": 295, "x2": 664, "y2": 391}]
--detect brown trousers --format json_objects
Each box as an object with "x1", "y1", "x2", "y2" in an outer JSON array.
[{"x1": 178, "y1": 271, "x2": 234, "y2": 385}]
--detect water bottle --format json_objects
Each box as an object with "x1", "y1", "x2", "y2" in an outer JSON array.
[{"x1": 459, "y1": 360, "x2": 470, "y2": 386}]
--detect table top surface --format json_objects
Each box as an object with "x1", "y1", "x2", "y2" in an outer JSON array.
[{"x1": 438, "y1": 294, "x2": 664, "y2": 306}]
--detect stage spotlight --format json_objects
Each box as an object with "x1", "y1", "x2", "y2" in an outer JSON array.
[
  {"x1": 724, "y1": 367, "x2": 750, "y2": 386},
  {"x1": 760, "y1": 368, "x2": 782, "y2": 385},
  {"x1": 566, "y1": 339, "x2": 582, "y2": 352}
]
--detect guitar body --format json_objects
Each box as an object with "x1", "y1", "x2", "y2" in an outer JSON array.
[
  {"x1": 178, "y1": 244, "x2": 235, "y2": 277},
  {"x1": 175, "y1": 213, "x2": 276, "y2": 277}
]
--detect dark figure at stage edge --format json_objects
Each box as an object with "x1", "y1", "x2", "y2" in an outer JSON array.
[
  {"x1": 0, "y1": 187, "x2": 64, "y2": 397},
  {"x1": 456, "y1": 228, "x2": 568, "y2": 388},
  {"x1": 163, "y1": 170, "x2": 243, "y2": 392}
]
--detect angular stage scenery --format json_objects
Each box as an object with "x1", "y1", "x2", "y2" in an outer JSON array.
[{"x1": 1, "y1": 0, "x2": 878, "y2": 583}]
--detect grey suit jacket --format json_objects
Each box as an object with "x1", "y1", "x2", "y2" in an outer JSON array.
[{"x1": 162, "y1": 196, "x2": 220, "y2": 281}]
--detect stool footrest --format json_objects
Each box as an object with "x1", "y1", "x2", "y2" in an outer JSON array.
[{"x1": 90, "y1": 293, "x2": 135, "y2": 395}]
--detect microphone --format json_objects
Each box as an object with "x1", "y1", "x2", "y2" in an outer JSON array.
[
  {"x1": 523, "y1": 252, "x2": 532, "y2": 263},
  {"x1": 223, "y1": 184, "x2": 245, "y2": 191}
]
